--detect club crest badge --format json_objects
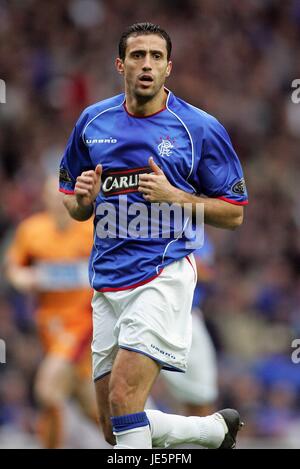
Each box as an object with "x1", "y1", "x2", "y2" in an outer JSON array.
[{"x1": 157, "y1": 136, "x2": 176, "y2": 157}]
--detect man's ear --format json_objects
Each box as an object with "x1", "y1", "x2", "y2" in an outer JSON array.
[
  {"x1": 165, "y1": 60, "x2": 172, "y2": 78},
  {"x1": 115, "y1": 58, "x2": 124, "y2": 75}
]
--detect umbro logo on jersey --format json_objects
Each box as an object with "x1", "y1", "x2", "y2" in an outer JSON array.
[
  {"x1": 102, "y1": 167, "x2": 152, "y2": 197},
  {"x1": 86, "y1": 137, "x2": 117, "y2": 144}
]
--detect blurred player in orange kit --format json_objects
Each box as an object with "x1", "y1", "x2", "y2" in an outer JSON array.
[{"x1": 4, "y1": 177, "x2": 97, "y2": 448}]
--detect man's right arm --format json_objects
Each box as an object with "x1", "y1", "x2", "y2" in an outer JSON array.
[
  {"x1": 62, "y1": 164, "x2": 102, "y2": 221},
  {"x1": 63, "y1": 195, "x2": 94, "y2": 221}
]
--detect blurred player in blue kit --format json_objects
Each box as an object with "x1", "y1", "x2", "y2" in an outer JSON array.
[
  {"x1": 161, "y1": 234, "x2": 218, "y2": 417},
  {"x1": 59, "y1": 22, "x2": 248, "y2": 449}
]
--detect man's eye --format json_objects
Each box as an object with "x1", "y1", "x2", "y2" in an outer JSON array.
[
  {"x1": 154, "y1": 54, "x2": 161, "y2": 60},
  {"x1": 133, "y1": 53, "x2": 141, "y2": 59}
]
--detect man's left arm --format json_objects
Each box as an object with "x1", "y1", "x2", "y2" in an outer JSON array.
[
  {"x1": 171, "y1": 189, "x2": 243, "y2": 229},
  {"x1": 138, "y1": 157, "x2": 243, "y2": 230},
  {"x1": 139, "y1": 115, "x2": 248, "y2": 230}
]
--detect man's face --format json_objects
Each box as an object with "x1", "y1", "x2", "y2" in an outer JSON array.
[{"x1": 116, "y1": 34, "x2": 172, "y2": 100}]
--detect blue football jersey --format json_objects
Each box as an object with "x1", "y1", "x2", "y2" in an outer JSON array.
[{"x1": 59, "y1": 90, "x2": 248, "y2": 291}]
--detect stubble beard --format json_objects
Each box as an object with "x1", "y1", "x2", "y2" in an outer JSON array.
[
  {"x1": 132, "y1": 81, "x2": 165, "y2": 105},
  {"x1": 133, "y1": 90, "x2": 156, "y2": 104}
]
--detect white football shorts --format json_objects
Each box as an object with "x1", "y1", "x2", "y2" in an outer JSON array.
[{"x1": 92, "y1": 255, "x2": 197, "y2": 381}]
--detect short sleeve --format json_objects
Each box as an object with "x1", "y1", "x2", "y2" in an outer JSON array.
[
  {"x1": 196, "y1": 117, "x2": 248, "y2": 205},
  {"x1": 59, "y1": 114, "x2": 93, "y2": 194}
]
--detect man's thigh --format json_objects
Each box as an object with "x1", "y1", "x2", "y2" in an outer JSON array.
[{"x1": 107, "y1": 256, "x2": 196, "y2": 373}]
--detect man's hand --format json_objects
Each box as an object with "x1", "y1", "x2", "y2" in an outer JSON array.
[
  {"x1": 75, "y1": 164, "x2": 102, "y2": 206},
  {"x1": 138, "y1": 157, "x2": 179, "y2": 203},
  {"x1": 63, "y1": 164, "x2": 102, "y2": 221}
]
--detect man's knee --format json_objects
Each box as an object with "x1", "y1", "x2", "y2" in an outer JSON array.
[
  {"x1": 108, "y1": 349, "x2": 160, "y2": 414},
  {"x1": 35, "y1": 357, "x2": 72, "y2": 407},
  {"x1": 35, "y1": 378, "x2": 64, "y2": 408}
]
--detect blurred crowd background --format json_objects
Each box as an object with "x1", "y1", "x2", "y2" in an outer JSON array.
[{"x1": 0, "y1": 0, "x2": 300, "y2": 448}]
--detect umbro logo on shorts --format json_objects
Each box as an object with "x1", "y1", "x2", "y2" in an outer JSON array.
[{"x1": 102, "y1": 166, "x2": 152, "y2": 197}]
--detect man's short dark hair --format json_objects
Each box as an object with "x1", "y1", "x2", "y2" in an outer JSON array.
[{"x1": 118, "y1": 22, "x2": 172, "y2": 61}]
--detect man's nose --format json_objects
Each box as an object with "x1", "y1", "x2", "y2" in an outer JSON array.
[{"x1": 142, "y1": 55, "x2": 152, "y2": 70}]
